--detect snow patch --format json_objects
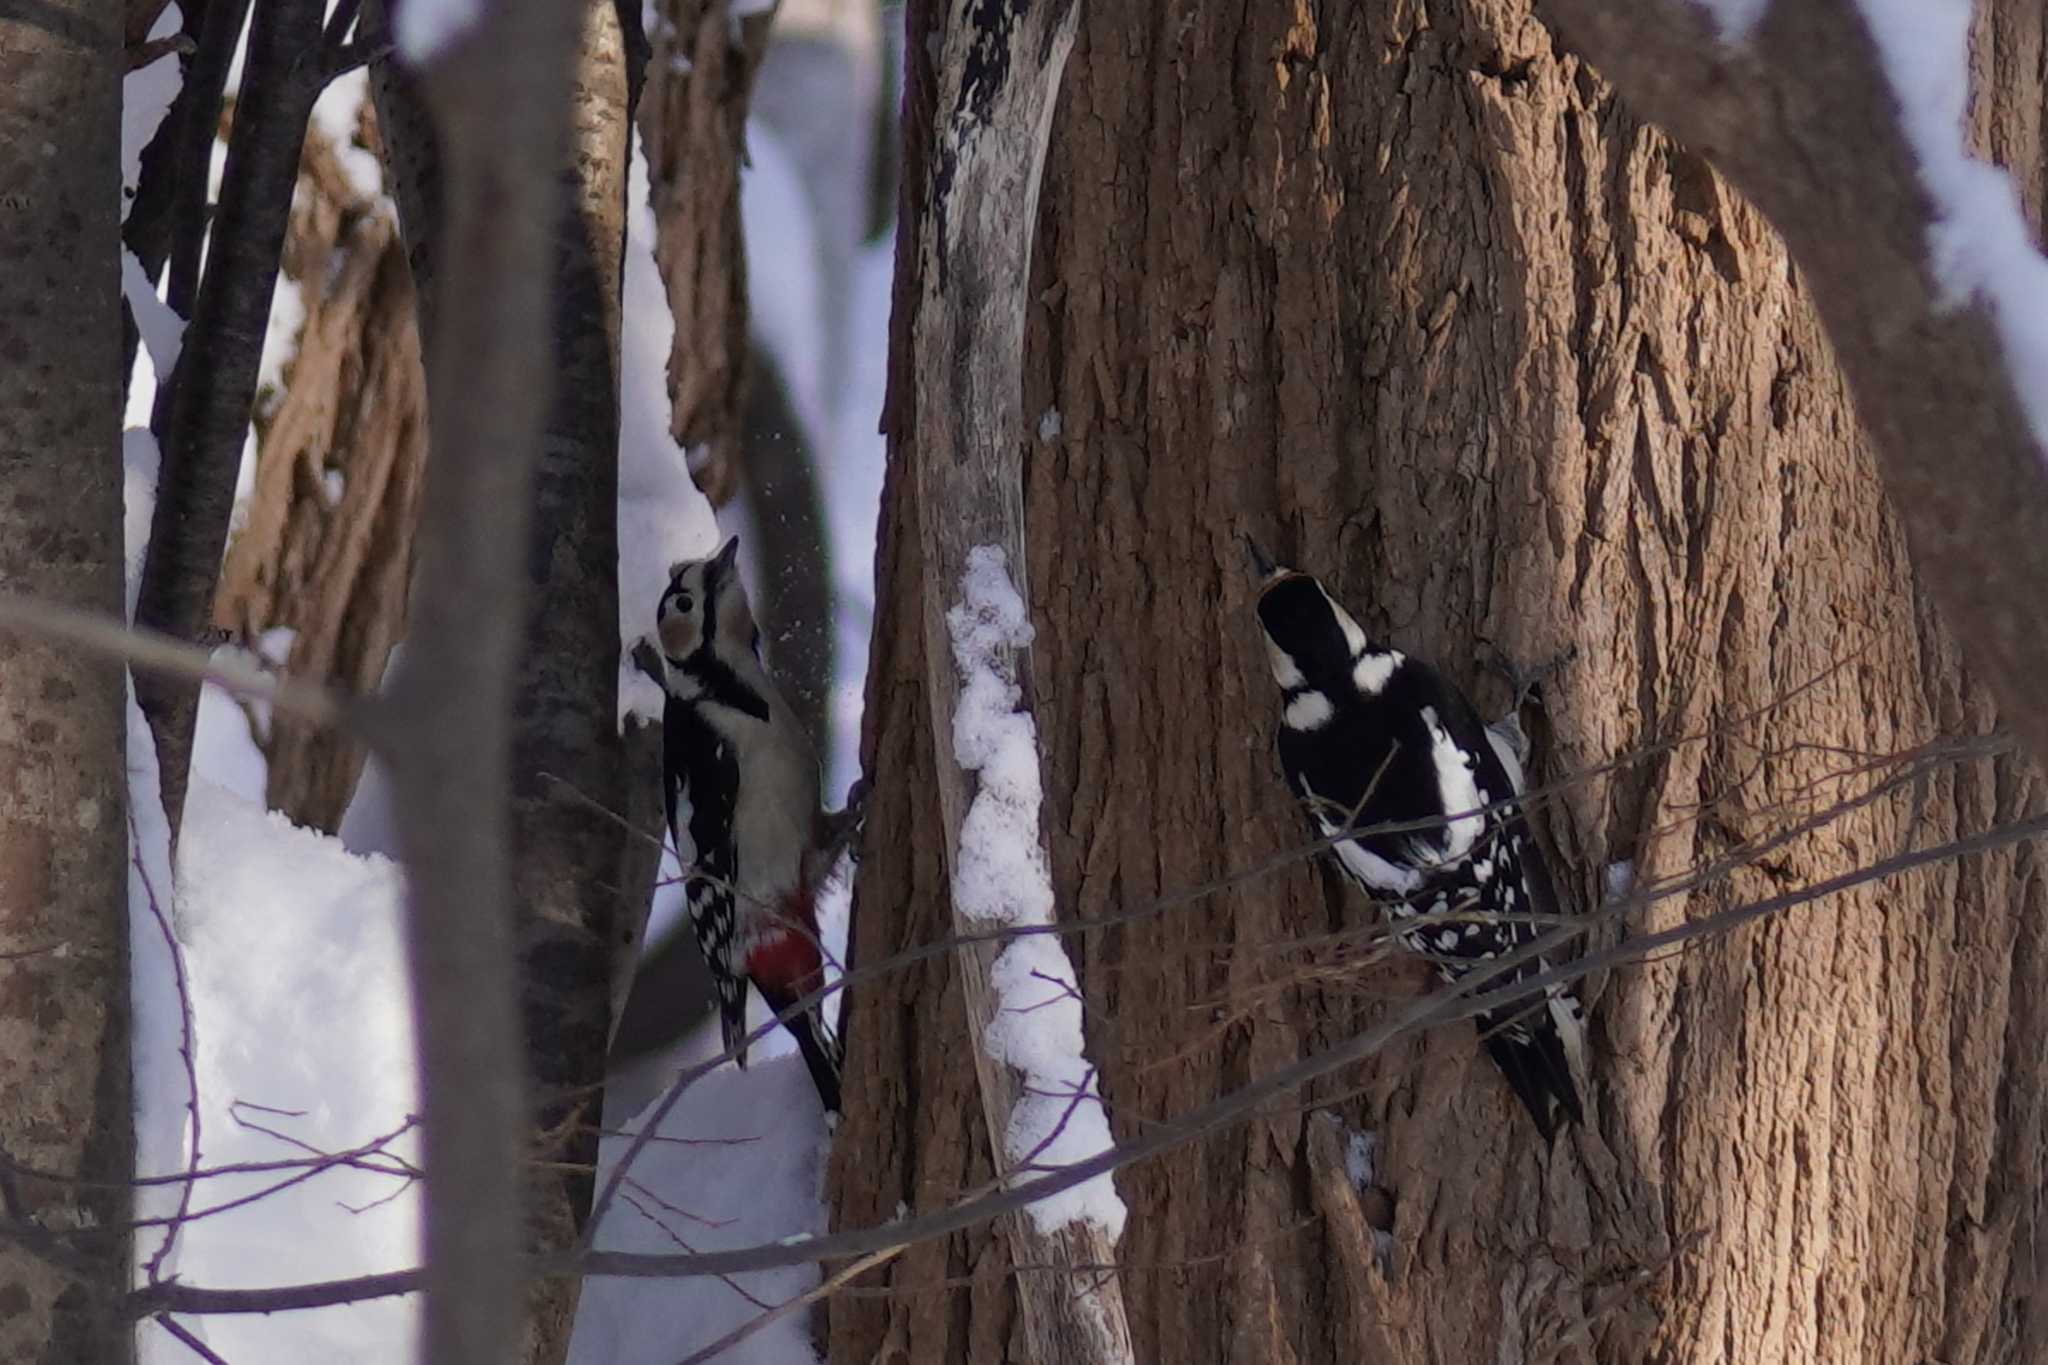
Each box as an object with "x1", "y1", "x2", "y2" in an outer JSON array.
[
  {"x1": 617, "y1": 132, "x2": 719, "y2": 727},
  {"x1": 154, "y1": 782, "x2": 420, "y2": 1363},
  {"x1": 394, "y1": 0, "x2": 483, "y2": 63},
  {"x1": 567, "y1": 1056, "x2": 827, "y2": 1365},
  {"x1": 124, "y1": 249, "x2": 186, "y2": 380},
  {"x1": 123, "y1": 5, "x2": 183, "y2": 210},
  {"x1": 122, "y1": 428, "x2": 162, "y2": 620},
  {"x1": 257, "y1": 276, "x2": 306, "y2": 396},
  {"x1": 947, "y1": 547, "x2": 1126, "y2": 1242},
  {"x1": 310, "y1": 68, "x2": 384, "y2": 202},
  {"x1": 1695, "y1": 0, "x2": 1769, "y2": 42},
  {"x1": 1848, "y1": 0, "x2": 2048, "y2": 448}
]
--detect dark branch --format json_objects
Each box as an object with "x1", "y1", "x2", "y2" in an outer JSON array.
[{"x1": 135, "y1": 0, "x2": 327, "y2": 840}]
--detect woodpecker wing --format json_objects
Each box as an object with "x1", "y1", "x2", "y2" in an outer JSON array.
[
  {"x1": 664, "y1": 693, "x2": 751, "y2": 1064},
  {"x1": 1275, "y1": 647, "x2": 1586, "y2": 1137}
]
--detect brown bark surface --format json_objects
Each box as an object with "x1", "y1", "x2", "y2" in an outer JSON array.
[
  {"x1": 830, "y1": 3, "x2": 2048, "y2": 1363},
  {"x1": 0, "y1": 0, "x2": 133, "y2": 1359},
  {"x1": 216, "y1": 107, "x2": 427, "y2": 832},
  {"x1": 640, "y1": 0, "x2": 775, "y2": 508}
]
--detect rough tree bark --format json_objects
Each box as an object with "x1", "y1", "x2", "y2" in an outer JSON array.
[
  {"x1": 870, "y1": 0, "x2": 1134, "y2": 1361},
  {"x1": 216, "y1": 108, "x2": 428, "y2": 832},
  {"x1": 0, "y1": 3, "x2": 133, "y2": 1361},
  {"x1": 371, "y1": 6, "x2": 644, "y2": 1363},
  {"x1": 831, "y1": 3, "x2": 2048, "y2": 1363},
  {"x1": 369, "y1": 0, "x2": 581, "y2": 1359}
]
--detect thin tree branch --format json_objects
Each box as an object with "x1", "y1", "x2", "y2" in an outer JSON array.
[
  {"x1": 154, "y1": 1314, "x2": 234, "y2": 1365},
  {"x1": 113, "y1": 805, "x2": 2048, "y2": 1318},
  {"x1": 0, "y1": 594, "x2": 349, "y2": 729}
]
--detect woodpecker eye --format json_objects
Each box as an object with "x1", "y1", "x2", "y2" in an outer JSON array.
[{"x1": 675, "y1": 592, "x2": 695, "y2": 614}]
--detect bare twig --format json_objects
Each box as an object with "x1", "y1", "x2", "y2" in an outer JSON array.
[
  {"x1": 153, "y1": 1314, "x2": 234, "y2": 1365},
  {"x1": 133, "y1": 825, "x2": 200, "y2": 1284},
  {"x1": 0, "y1": 595, "x2": 348, "y2": 729},
  {"x1": 111, "y1": 805, "x2": 2048, "y2": 1318}
]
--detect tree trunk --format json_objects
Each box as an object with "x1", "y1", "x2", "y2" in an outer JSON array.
[
  {"x1": 215, "y1": 104, "x2": 428, "y2": 833},
  {"x1": 0, "y1": 1, "x2": 134, "y2": 1360},
  {"x1": 830, "y1": 3, "x2": 2048, "y2": 1362},
  {"x1": 372, "y1": 5, "x2": 643, "y2": 1361}
]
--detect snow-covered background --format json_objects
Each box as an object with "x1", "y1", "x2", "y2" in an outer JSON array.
[{"x1": 120, "y1": 2, "x2": 892, "y2": 1359}]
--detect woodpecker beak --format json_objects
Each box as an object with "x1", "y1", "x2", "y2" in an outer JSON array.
[
  {"x1": 713, "y1": 535, "x2": 741, "y2": 575},
  {"x1": 1242, "y1": 533, "x2": 1279, "y2": 581}
]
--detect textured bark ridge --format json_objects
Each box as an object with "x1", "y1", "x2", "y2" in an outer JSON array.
[
  {"x1": 831, "y1": 2, "x2": 2048, "y2": 1361},
  {"x1": 639, "y1": 0, "x2": 776, "y2": 508},
  {"x1": 216, "y1": 107, "x2": 427, "y2": 832},
  {"x1": 0, "y1": 1, "x2": 132, "y2": 1357}
]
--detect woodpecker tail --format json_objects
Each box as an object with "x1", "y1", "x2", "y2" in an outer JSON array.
[
  {"x1": 759, "y1": 983, "x2": 842, "y2": 1116},
  {"x1": 1479, "y1": 990, "x2": 1585, "y2": 1142},
  {"x1": 719, "y1": 985, "x2": 751, "y2": 1071}
]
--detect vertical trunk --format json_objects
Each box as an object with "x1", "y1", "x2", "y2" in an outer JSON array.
[
  {"x1": 510, "y1": 1, "x2": 638, "y2": 1358},
  {"x1": 374, "y1": 5, "x2": 641, "y2": 1360},
  {"x1": 215, "y1": 110, "x2": 429, "y2": 832},
  {"x1": 0, "y1": 1, "x2": 133, "y2": 1359},
  {"x1": 831, "y1": 3, "x2": 2048, "y2": 1362}
]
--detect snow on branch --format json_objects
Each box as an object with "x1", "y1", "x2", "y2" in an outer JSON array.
[
  {"x1": 946, "y1": 547, "x2": 1126, "y2": 1242},
  {"x1": 1536, "y1": 0, "x2": 2048, "y2": 768},
  {"x1": 1701, "y1": 0, "x2": 2048, "y2": 448}
]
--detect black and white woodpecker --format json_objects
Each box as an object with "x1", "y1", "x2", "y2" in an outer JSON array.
[
  {"x1": 1245, "y1": 537, "x2": 1586, "y2": 1140},
  {"x1": 655, "y1": 536, "x2": 843, "y2": 1116}
]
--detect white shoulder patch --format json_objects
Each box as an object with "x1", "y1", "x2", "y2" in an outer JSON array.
[
  {"x1": 1284, "y1": 690, "x2": 1335, "y2": 731},
  {"x1": 1418, "y1": 705, "x2": 1485, "y2": 857},
  {"x1": 1352, "y1": 650, "x2": 1403, "y2": 695}
]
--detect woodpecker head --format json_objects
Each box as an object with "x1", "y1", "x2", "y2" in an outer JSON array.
[
  {"x1": 657, "y1": 536, "x2": 754, "y2": 674},
  {"x1": 1244, "y1": 536, "x2": 1371, "y2": 688}
]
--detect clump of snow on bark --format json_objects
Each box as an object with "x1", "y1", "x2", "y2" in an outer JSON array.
[
  {"x1": 256, "y1": 276, "x2": 305, "y2": 396},
  {"x1": 394, "y1": 0, "x2": 482, "y2": 64},
  {"x1": 947, "y1": 547, "x2": 1126, "y2": 1241},
  {"x1": 310, "y1": 68, "x2": 385, "y2": 203},
  {"x1": 1852, "y1": 0, "x2": 2048, "y2": 447}
]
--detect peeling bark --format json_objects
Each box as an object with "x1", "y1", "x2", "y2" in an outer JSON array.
[
  {"x1": 216, "y1": 109, "x2": 427, "y2": 832},
  {"x1": 0, "y1": 0, "x2": 133, "y2": 1359},
  {"x1": 831, "y1": 3, "x2": 2048, "y2": 1362},
  {"x1": 638, "y1": 0, "x2": 776, "y2": 506}
]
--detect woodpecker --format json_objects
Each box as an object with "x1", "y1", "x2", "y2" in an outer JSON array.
[
  {"x1": 656, "y1": 536, "x2": 843, "y2": 1116},
  {"x1": 1245, "y1": 538, "x2": 1586, "y2": 1140}
]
